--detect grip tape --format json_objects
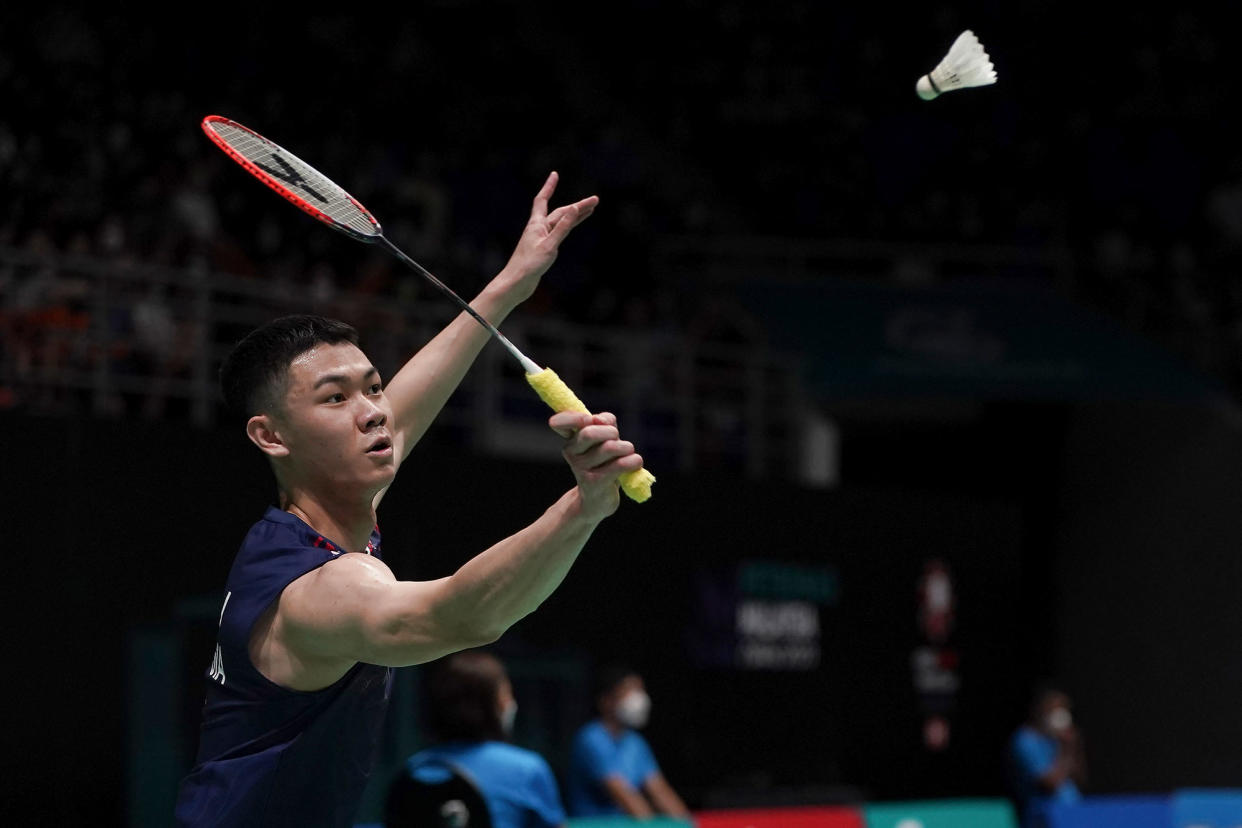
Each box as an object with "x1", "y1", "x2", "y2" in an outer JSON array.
[{"x1": 525, "y1": 368, "x2": 655, "y2": 503}]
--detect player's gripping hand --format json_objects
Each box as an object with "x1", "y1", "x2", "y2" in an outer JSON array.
[{"x1": 550, "y1": 411, "x2": 644, "y2": 521}]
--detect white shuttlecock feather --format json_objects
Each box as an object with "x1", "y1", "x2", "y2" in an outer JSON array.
[{"x1": 916, "y1": 30, "x2": 997, "y2": 101}]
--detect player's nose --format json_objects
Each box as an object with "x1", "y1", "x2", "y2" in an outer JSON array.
[{"x1": 358, "y1": 397, "x2": 387, "y2": 430}]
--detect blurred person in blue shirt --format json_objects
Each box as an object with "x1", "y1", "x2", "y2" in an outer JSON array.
[
  {"x1": 397, "y1": 650, "x2": 566, "y2": 828},
  {"x1": 566, "y1": 665, "x2": 690, "y2": 819},
  {"x1": 1009, "y1": 684, "x2": 1087, "y2": 827}
]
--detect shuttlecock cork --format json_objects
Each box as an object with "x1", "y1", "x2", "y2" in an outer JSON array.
[{"x1": 916, "y1": 30, "x2": 997, "y2": 100}]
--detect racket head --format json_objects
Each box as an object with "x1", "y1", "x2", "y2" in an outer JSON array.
[{"x1": 201, "y1": 115, "x2": 383, "y2": 242}]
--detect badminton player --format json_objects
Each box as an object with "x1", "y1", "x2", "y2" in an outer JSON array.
[{"x1": 175, "y1": 174, "x2": 643, "y2": 827}]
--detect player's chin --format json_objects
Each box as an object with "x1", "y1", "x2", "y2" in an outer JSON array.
[
  {"x1": 357, "y1": 456, "x2": 397, "y2": 484},
  {"x1": 372, "y1": 459, "x2": 398, "y2": 480}
]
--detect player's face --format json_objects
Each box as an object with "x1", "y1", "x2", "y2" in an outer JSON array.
[
  {"x1": 1038, "y1": 692, "x2": 1072, "y2": 734},
  {"x1": 497, "y1": 678, "x2": 515, "y2": 712},
  {"x1": 605, "y1": 675, "x2": 644, "y2": 713},
  {"x1": 277, "y1": 342, "x2": 397, "y2": 496}
]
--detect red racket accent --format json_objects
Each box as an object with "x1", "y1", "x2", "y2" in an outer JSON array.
[{"x1": 201, "y1": 115, "x2": 382, "y2": 241}]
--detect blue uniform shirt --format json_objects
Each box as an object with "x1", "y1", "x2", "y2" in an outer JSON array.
[
  {"x1": 1010, "y1": 724, "x2": 1081, "y2": 824},
  {"x1": 175, "y1": 507, "x2": 394, "y2": 828},
  {"x1": 566, "y1": 720, "x2": 660, "y2": 817},
  {"x1": 408, "y1": 742, "x2": 567, "y2": 828}
]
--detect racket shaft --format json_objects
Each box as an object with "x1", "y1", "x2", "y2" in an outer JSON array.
[
  {"x1": 526, "y1": 368, "x2": 655, "y2": 503},
  {"x1": 378, "y1": 236, "x2": 539, "y2": 373}
]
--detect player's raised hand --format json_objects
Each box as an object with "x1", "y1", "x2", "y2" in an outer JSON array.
[
  {"x1": 498, "y1": 172, "x2": 598, "y2": 301},
  {"x1": 550, "y1": 411, "x2": 644, "y2": 520}
]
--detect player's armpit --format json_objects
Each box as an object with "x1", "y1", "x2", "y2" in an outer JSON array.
[{"x1": 278, "y1": 554, "x2": 491, "y2": 669}]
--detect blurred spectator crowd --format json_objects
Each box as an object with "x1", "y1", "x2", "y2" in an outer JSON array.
[{"x1": 3, "y1": 3, "x2": 1242, "y2": 414}]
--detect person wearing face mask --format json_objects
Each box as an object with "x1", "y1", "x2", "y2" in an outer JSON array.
[
  {"x1": 391, "y1": 650, "x2": 567, "y2": 828},
  {"x1": 566, "y1": 666, "x2": 691, "y2": 819},
  {"x1": 1008, "y1": 684, "x2": 1088, "y2": 827}
]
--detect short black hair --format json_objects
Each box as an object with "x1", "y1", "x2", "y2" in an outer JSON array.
[
  {"x1": 594, "y1": 663, "x2": 639, "y2": 701},
  {"x1": 219, "y1": 315, "x2": 359, "y2": 417},
  {"x1": 1028, "y1": 680, "x2": 1069, "y2": 721},
  {"x1": 424, "y1": 650, "x2": 508, "y2": 743}
]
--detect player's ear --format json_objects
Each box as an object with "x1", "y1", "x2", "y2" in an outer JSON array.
[{"x1": 247, "y1": 414, "x2": 289, "y2": 458}]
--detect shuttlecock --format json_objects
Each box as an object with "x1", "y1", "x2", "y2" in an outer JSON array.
[{"x1": 916, "y1": 30, "x2": 997, "y2": 100}]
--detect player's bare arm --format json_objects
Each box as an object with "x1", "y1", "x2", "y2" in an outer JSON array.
[
  {"x1": 603, "y1": 776, "x2": 656, "y2": 819},
  {"x1": 644, "y1": 772, "x2": 691, "y2": 818},
  {"x1": 259, "y1": 410, "x2": 640, "y2": 690},
  {"x1": 377, "y1": 172, "x2": 598, "y2": 486}
]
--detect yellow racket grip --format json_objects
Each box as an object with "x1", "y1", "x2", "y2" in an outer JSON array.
[{"x1": 525, "y1": 368, "x2": 655, "y2": 503}]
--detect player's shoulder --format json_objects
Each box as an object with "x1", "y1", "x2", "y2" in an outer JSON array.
[
  {"x1": 628, "y1": 727, "x2": 652, "y2": 744},
  {"x1": 481, "y1": 742, "x2": 559, "y2": 793},
  {"x1": 487, "y1": 740, "x2": 553, "y2": 771},
  {"x1": 1011, "y1": 725, "x2": 1045, "y2": 752},
  {"x1": 312, "y1": 550, "x2": 394, "y2": 586},
  {"x1": 623, "y1": 727, "x2": 655, "y2": 754},
  {"x1": 573, "y1": 719, "x2": 599, "y2": 739},
  {"x1": 238, "y1": 506, "x2": 300, "y2": 549},
  {"x1": 574, "y1": 720, "x2": 612, "y2": 748},
  {"x1": 283, "y1": 550, "x2": 395, "y2": 607},
  {"x1": 242, "y1": 506, "x2": 342, "y2": 555}
]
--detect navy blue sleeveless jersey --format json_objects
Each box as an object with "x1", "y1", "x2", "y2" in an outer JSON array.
[{"x1": 175, "y1": 507, "x2": 394, "y2": 828}]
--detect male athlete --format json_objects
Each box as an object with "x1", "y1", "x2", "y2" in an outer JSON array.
[{"x1": 175, "y1": 173, "x2": 645, "y2": 827}]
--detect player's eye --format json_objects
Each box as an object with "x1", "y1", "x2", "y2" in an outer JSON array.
[
  {"x1": 369, "y1": 382, "x2": 383, "y2": 395},
  {"x1": 325, "y1": 393, "x2": 345, "y2": 403}
]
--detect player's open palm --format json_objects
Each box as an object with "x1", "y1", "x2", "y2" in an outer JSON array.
[{"x1": 500, "y1": 172, "x2": 598, "y2": 301}]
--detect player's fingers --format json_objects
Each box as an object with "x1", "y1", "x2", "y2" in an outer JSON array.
[
  {"x1": 592, "y1": 412, "x2": 617, "y2": 427},
  {"x1": 615, "y1": 452, "x2": 645, "y2": 472},
  {"x1": 576, "y1": 440, "x2": 637, "y2": 471},
  {"x1": 548, "y1": 194, "x2": 596, "y2": 233},
  {"x1": 549, "y1": 410, "x2": 592, "y2": 439},
  {"x1": 532, "y1": 171, "x2": 558, "y2": 218},
  {"x1": 565, "y1": 195, "x2": 599, "y2": 225},
  {"x1": 565, "y1": 423, "x2": 621, "y2": 455},
  {"x1": 546, "y1": 204, "x2": 581, "y2": 246},
  {"x1": 587, "y1": 450, "x2": 645, "y2": 477}
]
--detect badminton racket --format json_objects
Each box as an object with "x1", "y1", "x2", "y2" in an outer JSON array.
[{"x1": 201, "y1": 115, "x2": 655, "y2": 502}]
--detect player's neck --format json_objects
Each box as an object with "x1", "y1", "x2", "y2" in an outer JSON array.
[
  {"x1": 601, "y1": 716, "x2": 625, "y2": 737},
  {"x1": 281, "y1": 489, "x2": 376, "y2": 554}
]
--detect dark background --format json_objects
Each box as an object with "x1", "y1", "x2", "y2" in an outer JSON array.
[{"x1": 4, "y1": 2, "x2": 1242, "y2": 825}]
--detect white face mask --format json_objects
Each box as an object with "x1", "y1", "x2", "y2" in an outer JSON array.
[
  {"x1": 616, "y1": 691, "x2": 651, "y2": 729},
  {"x1": 500, "y1": 700, "x2": 518, "y2": 737},
  {"x1": 1044, "y1": 707, "x2": 1072, "y2": 733}
]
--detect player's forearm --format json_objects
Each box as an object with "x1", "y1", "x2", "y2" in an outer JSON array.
[
  {"x1": 605, "y1": 778, "x2": 656, "y2": 818},
  {"x1": 371, "y1": 488, "x2": 601, "y2": 665},
  {"x1": 384, "y1": 276, "x2": 526, "y2": 451},
  {"x1": 1038, "y1": 753, "x2": 1076, "y2": 791},
  {"x1": 443, "y1": 487, "x2": 601, "y2": 641},
  {"x1": 646, "y1": 776, "x2": 690, "y2": 818},
  {"x1": 1068, "y1": 744, "x2": 1087, "y2": 786}
]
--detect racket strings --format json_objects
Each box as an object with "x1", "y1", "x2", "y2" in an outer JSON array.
[{"x1": 205, "y1": 120, "x2": 381, "y2": 239}]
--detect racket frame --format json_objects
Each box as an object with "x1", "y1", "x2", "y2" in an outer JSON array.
[
  {"x1": 201, "y1": 115, "x2": 382, "y2": 243},
  {"x1": 201, "y1": 115, "x2": 540, "y2": 374}
]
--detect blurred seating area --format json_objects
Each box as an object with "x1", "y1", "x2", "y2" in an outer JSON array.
[
  {"x1": 0, "y1": 244, "x2": 808, "y2": 478},
  {"x1": 3, "y1": 5, "x2": 1242, "y2": 423}
]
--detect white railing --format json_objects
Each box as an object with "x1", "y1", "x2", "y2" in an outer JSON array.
[{"x1": 0, "y1": 246, "x2": 810, "y2": 480}]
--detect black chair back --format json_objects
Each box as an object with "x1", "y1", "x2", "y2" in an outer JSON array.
[{"x1": 385, "y1": 763, "x2": 494, "y2": 828}]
